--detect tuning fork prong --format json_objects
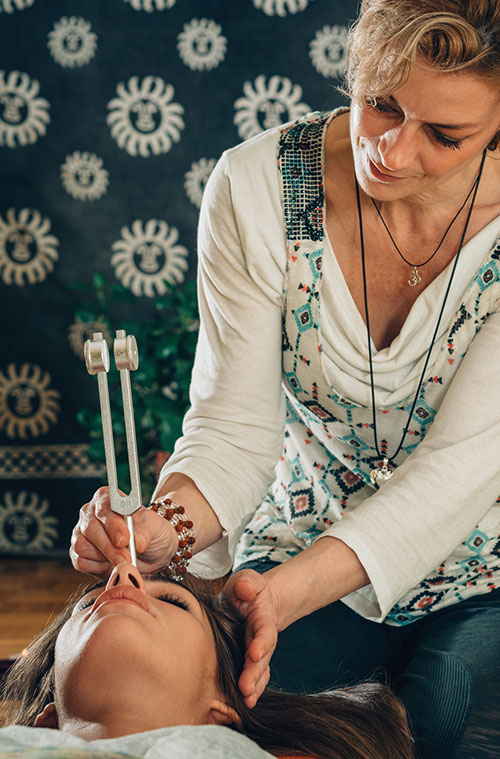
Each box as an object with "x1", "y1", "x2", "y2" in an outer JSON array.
[{"x1": 84, "y1": 330, "x2": 142, "y2": 569}]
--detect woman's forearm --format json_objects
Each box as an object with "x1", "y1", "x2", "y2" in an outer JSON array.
[
  {"x1": 265, "y1": 536, "x2": 370, "y2": 631},
  {"x1": 153, "y1": 472, "x2": 224, "y2": 553}
]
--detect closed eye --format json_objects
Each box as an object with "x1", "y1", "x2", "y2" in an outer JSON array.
[
  {"x1": 76, "y1": 596, "x2": 98, "y2": 612},
  {"x1": 156, "y1": 593, "x2": 190, "y2": 611}
]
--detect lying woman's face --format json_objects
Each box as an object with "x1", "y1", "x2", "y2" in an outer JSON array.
[{"x1": 53, "y1": 563, "x2": 222, "y2": 734}]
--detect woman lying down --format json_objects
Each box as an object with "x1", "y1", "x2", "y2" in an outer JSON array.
[{"x1": 0, "y1": 562, "x2": 414, "y2": 759}]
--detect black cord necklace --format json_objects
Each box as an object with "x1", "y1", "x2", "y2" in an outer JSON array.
[
  {"x1": 355, "y1": 149, "x2": 487, "y2": 488},
  {"x1": 371, "y1": 178, "x2": 481, "y2": 287}
]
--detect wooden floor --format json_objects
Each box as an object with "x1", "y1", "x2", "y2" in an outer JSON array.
[{"x1": 0, "y1": 557, "x2": 91, "y2": 661}]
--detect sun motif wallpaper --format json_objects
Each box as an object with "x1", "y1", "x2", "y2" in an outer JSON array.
[{"x1": 0, "y1": 0, "x2": 356, "y2": 557}]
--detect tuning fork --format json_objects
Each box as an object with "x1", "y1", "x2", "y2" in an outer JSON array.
[{"x1": 84, "y1": 329, "x2": 142, "y2": 568}]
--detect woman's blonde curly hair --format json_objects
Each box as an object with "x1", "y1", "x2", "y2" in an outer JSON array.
[{"x1": 345, "y1": 0, "x2": 500, "y2": 149}]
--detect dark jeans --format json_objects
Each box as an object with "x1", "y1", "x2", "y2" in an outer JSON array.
[{"x1": 236, "y1": 558, "x2": 500, "y2": 759}]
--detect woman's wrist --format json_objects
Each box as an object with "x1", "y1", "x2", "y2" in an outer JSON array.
[
  {"x1": 148, "y1": 496, "x2": 196, "y2": 579},
  {"x1": 264, "y1": 536, "x2": 370, "y2": 631},
  {"x1": 152, "y1": 472, "x2": 224, "y2": 554}
]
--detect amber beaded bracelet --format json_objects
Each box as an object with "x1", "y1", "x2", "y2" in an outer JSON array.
[{"x1": 148, "y1": 496, "x2": 196, "y2": 580}]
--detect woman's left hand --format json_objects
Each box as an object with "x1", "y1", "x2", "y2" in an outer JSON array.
[{"x1": 223, "y1": 568, "x2": 280, "y2": 708}]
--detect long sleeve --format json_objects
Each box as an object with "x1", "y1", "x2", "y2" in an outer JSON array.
[
  {"x1": 157, "y1": 144, "x2": 287, "y2": 576},
  {"x1": 325, "y1": 313, "x2": 500, "y2": 621}
]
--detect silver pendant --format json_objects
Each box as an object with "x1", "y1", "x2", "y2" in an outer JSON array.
[
  {"x1": 408, "y1": 266, "x2": 421, "y2": 287},
  {"x1": 370, "y1": 457, "x2": 394, "y2": 487}
]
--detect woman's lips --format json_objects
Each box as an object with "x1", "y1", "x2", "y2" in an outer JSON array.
[
  {"x1": 90, "y1": 586, "x2": 152, "y2": 616},
  {"x1": 368, "y1": 158, "x2": 407, "y2": 182}
]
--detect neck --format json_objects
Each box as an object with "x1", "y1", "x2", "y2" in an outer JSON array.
[
  {"x1": 60, "y1": 714, "x2": 158, "y2": 741},
  {"x1": 59, "y1": 703, "x2": 202, "y2": 741}
]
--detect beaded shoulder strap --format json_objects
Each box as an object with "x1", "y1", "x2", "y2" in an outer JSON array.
[{"x1": 277, "y1": 111, "x2": 329, "y2": 243}]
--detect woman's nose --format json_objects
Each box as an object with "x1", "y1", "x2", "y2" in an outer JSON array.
[
  {"x1": 378, "y1": 123, "x2": 416, "y2": 171},
  {"x1": 105, "y1": 562, "x2": 146, "y2": 592}
]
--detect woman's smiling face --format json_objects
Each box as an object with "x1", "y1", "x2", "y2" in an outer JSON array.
[
  {"x1": 351, "y1": 62, "x2": 500, "y2": 202},
  {"x1": 52, "y1": 564, "x2": 221, "y2": 734}
]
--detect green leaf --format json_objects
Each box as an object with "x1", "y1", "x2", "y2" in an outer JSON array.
[
  {"x1": 75, "y1": 309, "x2": 100, "y2": 323},
  {"x1": 93, "y1": 273, "x2": 106, "y2": 290}
]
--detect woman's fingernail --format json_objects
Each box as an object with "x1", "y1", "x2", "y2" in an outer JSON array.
[{"x1": 113, "y1": 532, "x2": 123, "y2": 547}]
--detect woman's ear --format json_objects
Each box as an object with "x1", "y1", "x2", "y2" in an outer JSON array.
[
  {"x1": 34, "y1": 702, "x2": 58, "y2": 729},
  {"x1": 209, "y1": 699, "x2": 242, "y2": 729}
]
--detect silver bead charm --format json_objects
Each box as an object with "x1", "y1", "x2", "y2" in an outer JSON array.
[{"x1": 370, "y1": 457, "x2": 394, "y2": 487}]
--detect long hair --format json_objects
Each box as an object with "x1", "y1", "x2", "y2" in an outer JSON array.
[
  {"x1": 1, "y1": 574, "x2": 415, "y2": 759},
  {"x1": 345, "y1": 0, "x2": 500, "y2": 105}
]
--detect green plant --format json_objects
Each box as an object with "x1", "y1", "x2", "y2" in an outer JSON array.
[{"x1": 72, "y1": 273, "x2": 199, "y2": 501}]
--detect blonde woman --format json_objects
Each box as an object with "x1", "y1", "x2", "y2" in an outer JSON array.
[{"x1": 72, "y1": 3, "x2": 500, "y2": 757}]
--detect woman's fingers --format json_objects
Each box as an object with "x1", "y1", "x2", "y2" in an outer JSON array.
[
  {"x1": 71, "y1": 486, "x2": 181, "y2": 578},
  {"x1": 223, "y1": 568, "x2": 266, "y2": 608},
  {"x1": 70, "y1": 487, "x2": 138, "y2": 575},
  {"x1": 224, "y1": 568, "x2": 279, "y2": 707},
  {"x1": 70, "y1": 520, "x2": 130, "y2": 576},
  {"x1": 92, "y1": 488, "x2": 130, "y2": 548},
  {"x1": 250, "y1": 663, "x2": 271, "y2": 707},
  {"x1": 239, "y1": 649, "x2": 273, "y2": 707}
]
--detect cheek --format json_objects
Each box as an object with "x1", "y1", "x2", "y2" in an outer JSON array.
[{"x1": 156, "y1": 619, "x2": 218, "y2": 695}]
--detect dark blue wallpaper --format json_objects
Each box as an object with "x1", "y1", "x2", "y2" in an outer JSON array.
[{"x1": 0, "y1": 0, "x2": 357, "y2": 556}]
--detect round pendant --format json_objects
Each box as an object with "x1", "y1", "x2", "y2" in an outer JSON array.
[{"x1": 370, "y1": 457, "x2": 394, "y2": 488}]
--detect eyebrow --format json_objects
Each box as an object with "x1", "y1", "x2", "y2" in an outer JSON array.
[{"x1": 387, "y1": 95, "x2": 479, "y2": 131}]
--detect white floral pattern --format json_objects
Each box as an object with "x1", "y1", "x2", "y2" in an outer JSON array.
[
  {"x1": 309, "y1": 25, "x2": 348, "y2": 78},
  {"x1": 0, "y1": 70, "x2": 50, "y2": 147},
  {"x1": 177, "y1": 18, "x2": 227, "y2": 71},
  {"x1": 234, "y1": 75, "x2": 310, "y2": 139},
  {"x1": 0, "y1": 0, "x2": 34, "y2": 13},
  {"x1": 122, "y1": 0, "x2": 176, "y2": 11},
  {"x1": 111, "y1": 219, "x2": 189, "y2": 297},
  {"x1": 0, "y1": 491, "x2": 58, "y2": 551},
  {"x1": 107, "y1": 75, "x2": 184, "y2": 157},
  {"x1": 184, "y1": 157, "x2": 216, "y2": 208},
  {"x1": 253, "y1": 0, "x2": 309, "y2": 17},
  {"x1": 60, "y1": 151, "x2": 109, "y2": 201},
  {"x1": 47, "y1": 16, "x2": 98, "y2": 69},
  {"x1": 0, "y1": 363, "x2": 60, "y2": 439},
  {"x1": 0, "y1": 208, "x2": 58, "y2": 286}
]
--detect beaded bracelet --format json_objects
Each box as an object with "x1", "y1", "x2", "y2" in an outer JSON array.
[{"x1": 148, "y1": 496, "x2": 196, "y2": 581}]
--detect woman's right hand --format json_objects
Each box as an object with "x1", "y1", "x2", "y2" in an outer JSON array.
[{"x1": 70, "y1": 486, "x2": 178, "y2": 577}]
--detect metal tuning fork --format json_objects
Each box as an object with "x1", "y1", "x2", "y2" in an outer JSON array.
[{"x1": 84, "y1": 329, "x2": 142, "y2": 568}]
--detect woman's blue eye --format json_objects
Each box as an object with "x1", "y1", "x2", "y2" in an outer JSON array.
[{"x1": 156, "y1": 593, "x2": 189, "y2": 611}]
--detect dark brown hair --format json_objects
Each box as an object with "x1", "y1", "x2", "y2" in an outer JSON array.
[{"x1": 1, "y1": 575, "x2": 415, "y2": 759}]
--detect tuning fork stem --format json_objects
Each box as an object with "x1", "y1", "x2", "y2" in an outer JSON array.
[{"x1": 84, "y1": 329, "x2": 142, "y2": 569}]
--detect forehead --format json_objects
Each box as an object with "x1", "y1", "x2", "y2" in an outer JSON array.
[{"x1": 392, "y1": 64, "x2": 500, "y2": 117}]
